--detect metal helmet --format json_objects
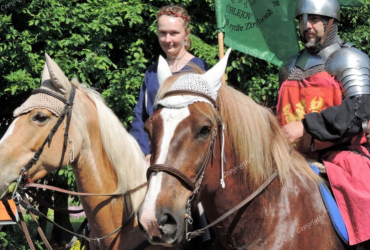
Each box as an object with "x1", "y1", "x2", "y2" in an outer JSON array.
[{"x1": 296, "y1": 0, "x2": 340, "y2": 30}]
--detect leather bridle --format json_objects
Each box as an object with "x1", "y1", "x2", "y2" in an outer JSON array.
[
  {"x1": 16, "y1": 85, "x2": 76, "y2": 189},
  {"x1": 147, "y1": 89, "x2": 223, "y2": 191},
  {"x1": 147, "y1": 90, "x2": 221, "y2": 191},
  {"x1": 145, "y1": 89, "x2": 279, "y2": 241}
]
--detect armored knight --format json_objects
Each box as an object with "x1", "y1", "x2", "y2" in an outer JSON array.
[{"x1": 276, "y1": 0, "x2": 370, "y2": 247}]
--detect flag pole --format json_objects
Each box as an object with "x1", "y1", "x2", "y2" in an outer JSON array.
[{"x1": 218, "y1": 32, "x2": 226, "y2": 84}]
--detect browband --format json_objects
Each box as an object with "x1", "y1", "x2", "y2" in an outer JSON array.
[{"x1": 163, "y1": 90, "x2": 218, "y2": 108}]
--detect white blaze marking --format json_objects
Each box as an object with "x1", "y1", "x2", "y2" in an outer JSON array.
[
  {"x1": 140, "y1": 107, "x2": 190, "y2": 227},
  {"x1": 156, "y1": 107, "x2": 190, "y2": 164},
  {"x1": 0, "y1": 118, "x2": 19, "y2": 145},
  {"x1": 140, "y1": 172, "x2": 163, "y2": 228}
]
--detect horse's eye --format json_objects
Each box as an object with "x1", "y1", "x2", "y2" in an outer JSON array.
[
  {"x1": 33, "y1": 113, "x2": 49, "y2": 123},
  {"x1": 198, "y1": 126, "x2": 211, "y2": 139}
]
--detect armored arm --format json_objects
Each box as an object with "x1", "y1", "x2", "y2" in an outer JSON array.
[
  {"x1": 325, "y1": 47, "x2": 370, "y2": 98},
  {"x1": 303, "y1": 48, "x2": 370, "y2": 142}
]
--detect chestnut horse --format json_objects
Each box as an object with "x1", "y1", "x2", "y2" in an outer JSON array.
[
  {"x1": 0, "y1": 54, "x2": 172, "y2": 250},
  {"x1": 137, "y1": 50, "x2": 347, "y2": 249}
]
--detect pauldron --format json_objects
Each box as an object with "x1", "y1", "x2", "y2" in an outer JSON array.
[{"x1": 326, "y1": 47, "x2": 370, "y2": 97}]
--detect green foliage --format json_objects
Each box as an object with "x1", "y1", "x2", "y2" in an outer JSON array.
[
  {"x1": 35, "y1": 166, "x2": 79, "y2": 206},
  {"x1": 0, "y1": 0, "x2": 366, "y2": 128},
  {"x1": 70, "y1": 239, "x2": 84, "y2": 250},
  {"x1": 0, "y1": 0, "x2": 220, "y2": 131},
  {"x1": 0, "y1": 215, "x2": 45, "y2": 250},
  {"x1": 0, "y1": 0, "x2": 369, "y2": 127},
  {"x1": 58, "y1": 166, "x2": 76, "y2": 187},
  {"x1": 340, "y1": 0, "x2": 370, "y2": 54},
  {"x1": 227, "y1": 52, "x2": 280, "y2": 107}
]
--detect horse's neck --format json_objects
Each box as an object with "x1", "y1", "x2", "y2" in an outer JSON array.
[
  {"x1": 72, "y1": 94, "x2": 120, "y2": 201},
  {"x1": 200, "y1": 129, "x2": 342, "y2": 249},
  {"x1": 73, "y1": 132, "x2": 126, "y2": 216},
  {"x1": 207, "y1": 169, "x2": 327, "y2": 248},
  {"x1": 71, "y1": 93, "x2": 145, "y2": 248}
]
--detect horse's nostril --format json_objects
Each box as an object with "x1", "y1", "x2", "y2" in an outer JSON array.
[
  {"x1": 159, "y1": 213, "x2": 177, "y2": 235},
  {"x1": 159, "y1": 214, "x2": 168, "y2": 225}
]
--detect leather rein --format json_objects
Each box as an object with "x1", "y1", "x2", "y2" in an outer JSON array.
[
  {"x1": 5, "y1": 85, "x2": 147, "y2": 250},
  {"x1": 146, "y1": 90, "x2": 279, "y2": 241}
]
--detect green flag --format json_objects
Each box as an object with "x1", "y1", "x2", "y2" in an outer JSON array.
[
  {"x1": 215, "y1": 0, "x2": 364, "y2": 67},
  {"x1": 338, "y1": 0, "x2": 363, "y2": 7}
]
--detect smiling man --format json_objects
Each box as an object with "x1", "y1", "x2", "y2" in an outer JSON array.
[{"x1": 276, "y1": 0, "x2": 370, "y2": 248}]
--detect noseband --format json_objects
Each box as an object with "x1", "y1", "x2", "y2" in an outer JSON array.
[{"x1": 16, "y1": 85, "x2": 76, "y2": 188}]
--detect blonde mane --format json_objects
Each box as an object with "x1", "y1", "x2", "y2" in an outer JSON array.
[
  {"x1": 217, "y1": 85, "x2": 318, "y2": 186},
  {"x1": 71, "y1": 79, "x2": 147, "y2": 214},
  {"x1": 156, "y1": 74, "x2": 318, "y2": 188}
]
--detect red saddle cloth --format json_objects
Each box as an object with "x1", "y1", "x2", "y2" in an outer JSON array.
[
  {"x1": 277, "y1": 72, "x2": 370, "y2": 245},
  {"x1": 323, "y1": 141, "x2": 370, "y2": 245}
]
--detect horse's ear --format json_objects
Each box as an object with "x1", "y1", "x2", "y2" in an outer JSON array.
[
  {"x1": 41, "y1": 63, "x2": 50, "y2": 84},
  {"x1": 45, "y1": 53, "x2": 71, "y2": 94},
  {"x1": 157, "y1": 55, "x2": 172, "y2": 87},
  {"x1": 202, "y1": 48, "x2": 231, "y2": 95}
]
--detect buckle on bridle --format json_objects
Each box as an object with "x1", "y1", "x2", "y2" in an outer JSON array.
[{"x1": 16, "y1": 168, "x2": 33, "y2": 191}]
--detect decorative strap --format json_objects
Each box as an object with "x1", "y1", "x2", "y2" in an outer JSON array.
[
  {"x1": 219, "y1": 121, "x2": 226, "y2": 188},
  {"x1": 163, "y1": 90, "x2": 218, "y2": 108}
]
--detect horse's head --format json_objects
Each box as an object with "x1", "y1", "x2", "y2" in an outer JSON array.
[
  {"x1": 0, "y1": 54, "x2": 83, "y2": 197},
  {"x1": 138, "y1": 50, "x2": 231, "y2": 245}
]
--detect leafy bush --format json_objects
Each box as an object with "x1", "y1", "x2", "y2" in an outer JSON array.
[
  {"x1": 0, "y1": 214, "x2": 44, "y2": 250},
  {"x1": 0, "y1": 0, "x2": 368, "y2": 131}
]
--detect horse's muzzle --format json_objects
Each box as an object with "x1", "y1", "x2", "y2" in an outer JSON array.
[{"x1": 138, "y1": 210, "x2": 183, "y2": 245}]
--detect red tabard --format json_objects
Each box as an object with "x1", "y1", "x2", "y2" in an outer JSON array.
[
  {"x1": 277, "y1": 71, "x2": 370, "y2": 245},
  {"x1": 276, "y1": 71, "x2": 343, "y2": 126}
]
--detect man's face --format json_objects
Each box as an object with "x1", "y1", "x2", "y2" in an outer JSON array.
[{"x1": 299, "y1": 15, "x2": 325, "y2": 44}]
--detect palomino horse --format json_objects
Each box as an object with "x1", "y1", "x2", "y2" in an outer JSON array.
[
  {"x1": 0, "y1": 54, "x2": 173, "y2": 250},
  {"x1": 137, "y1": 50, "x2": 347, "y2": 249}
]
